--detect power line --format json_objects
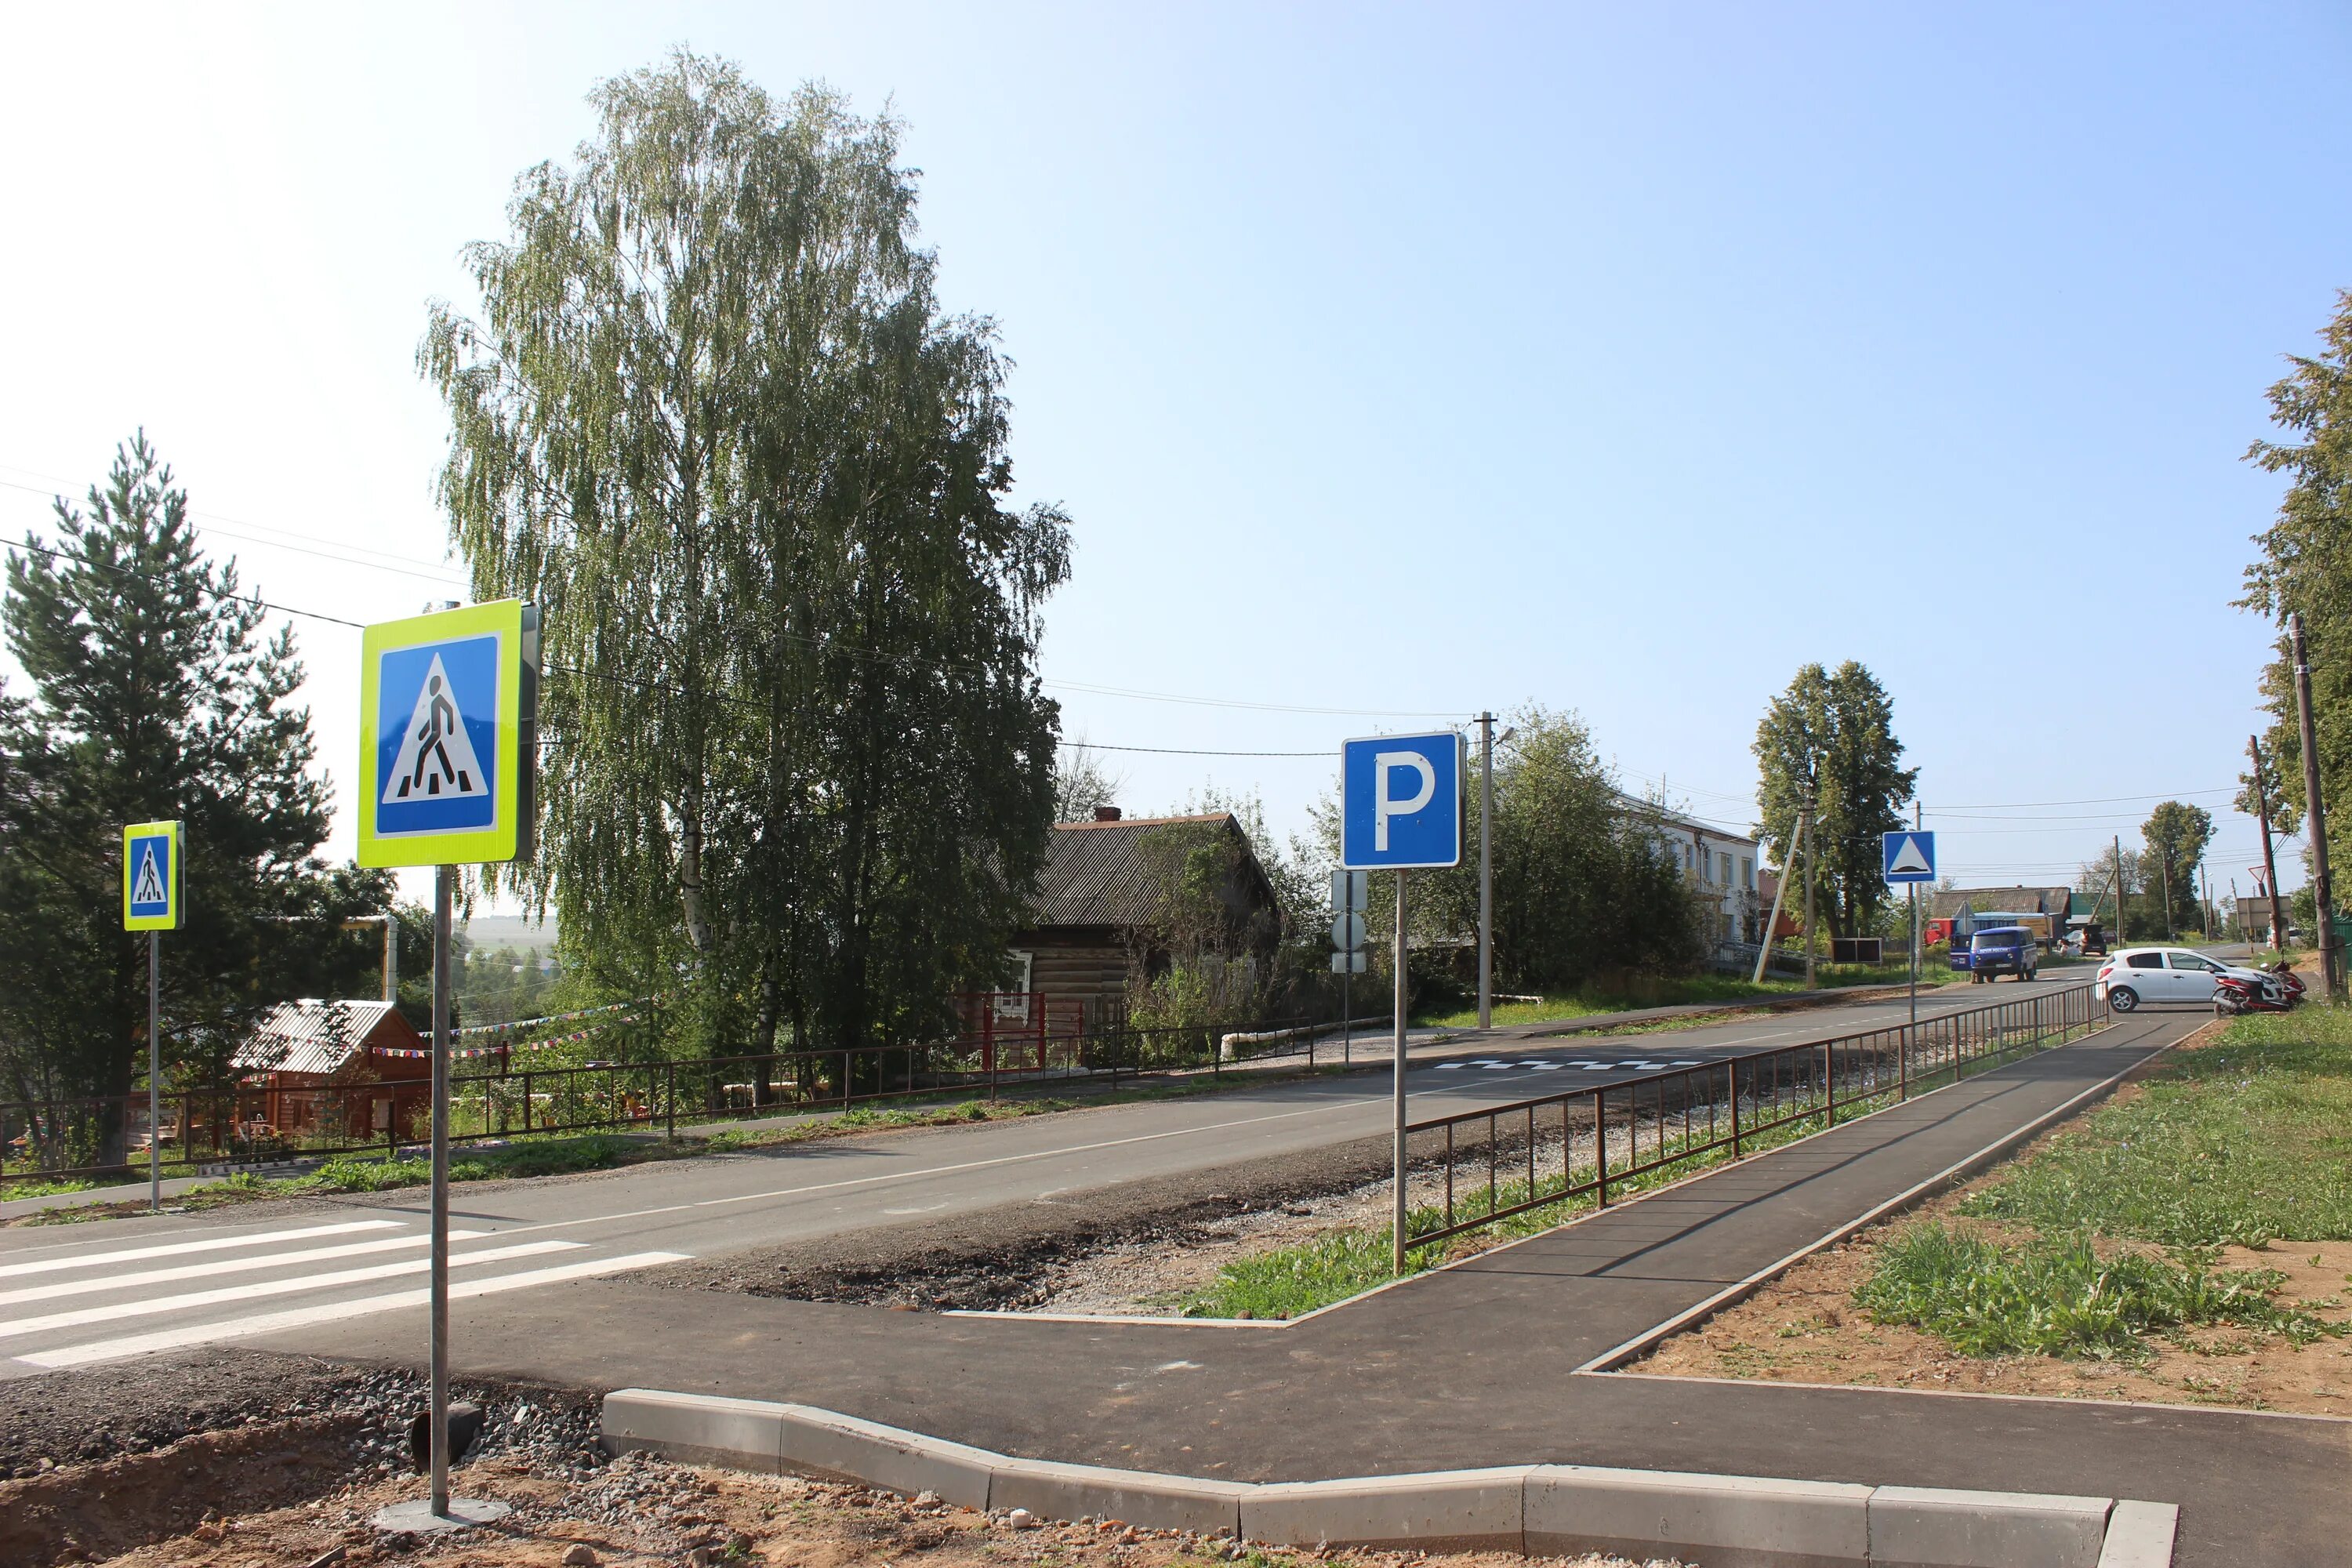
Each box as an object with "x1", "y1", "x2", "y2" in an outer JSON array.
[
  {"x1": 2, "y1": 533, "x2": 370, "y2": 630},
  {"x1": 1925, "y1": 789, "x2": 2239, "y2": 810},
  {"x1": 0, "y1": 465, "x2": 465, "y2": 580},
  {"x1": 1065, "y1": 742, "x2": 1332, "y2": 757}
]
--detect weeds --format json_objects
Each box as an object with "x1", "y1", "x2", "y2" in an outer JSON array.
[
  {"x1": 0, "y1": 1175, "x2": 99, "y2": 1203},
  {"x1": 1855, "y1": 1220, "x2": 2340, "y2": 1360},
  {"x1": 1958, "y1": 1007, "x2": 2352, "y2": 1247}
]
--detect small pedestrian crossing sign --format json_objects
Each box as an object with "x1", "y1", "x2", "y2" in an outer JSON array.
[
  {"x1": 122, "y1": 820, "x2": 181, "y2": 931},
  {"x1": 358, "y1": 600, "x2": 538, "y2": 868},
  {"x1": 1882, "y1": 830, "x2": 1936, "y2": 884}
]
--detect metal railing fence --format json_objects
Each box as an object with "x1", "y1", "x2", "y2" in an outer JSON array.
[{"x1": 1402, "y1": 982, "x2": 2107, "y2": 1252}]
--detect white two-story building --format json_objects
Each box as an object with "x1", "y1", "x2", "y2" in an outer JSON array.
[{"x1": 1626, "y1": 797, "x2": 1763, "y2": 946}]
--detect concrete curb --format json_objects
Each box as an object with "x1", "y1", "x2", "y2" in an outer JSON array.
[{"x1": 600, "y1": 1391, "x2": 2176, "y2": 1565}]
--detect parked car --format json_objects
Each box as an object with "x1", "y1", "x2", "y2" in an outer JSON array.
[
  {"x1": 2095, "y1": 947, "x2": 2273, "y2": 1011},
  {"x1": 1961, "y1": 926, "x2": 2038, "y2": 982}
]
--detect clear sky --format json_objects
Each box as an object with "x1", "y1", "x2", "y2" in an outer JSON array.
[{"x1": 4, "y1": 2, "x2": 2347, "y2": 910}]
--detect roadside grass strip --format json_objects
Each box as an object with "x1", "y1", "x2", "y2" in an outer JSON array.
[
  {"x1": 1174, "y1": 1020, "x2": 2085, "y2": 1321},
  {"x1": 1955, "y1": 1007, "x2": 2352, "y2": 1248},
  {"x1": 1415, "y1": 965, "x2": 1955, "y2": 1030},
  {"x1": 1853, "y1": 1220, "x2": 2337, "y2": 1361},
  {"x1": 1851, "y1": 1005, "x2": 2352, "y2": 1362}
]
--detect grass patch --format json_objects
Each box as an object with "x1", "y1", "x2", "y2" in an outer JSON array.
[
  {"x1": 1958, "y1": 1007, "x2": 2352, "y2": 1247},
  {"x1": 0, "y1": 1175, "x2": 100, "y2": 1203},
  {"x1": 1175, "y1": 1084, "x2": 1906, "y2": 1319},
  {"x1": 1855, "y1": 1219, "x2": 2339, "y2": 1361},
  {"x1": 1417, "y1": 966, "x2": 1955, "y2": 1029}
]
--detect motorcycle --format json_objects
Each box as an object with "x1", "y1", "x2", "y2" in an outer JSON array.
[
  {"x1": 2268, "y1": 961, "x2": 2309, "y2": 1004},
  {"x1": 2215, "y1": 971, "x2": 2295, "y2": 1016}
]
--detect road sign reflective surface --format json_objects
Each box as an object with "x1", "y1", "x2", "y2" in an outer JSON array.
[{"x1": 1340, "y1": 732, "x2": 1464, "y2": 869}]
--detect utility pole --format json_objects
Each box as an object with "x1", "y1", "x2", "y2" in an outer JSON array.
[
  {"x1": 2291, "y1": 612, "x2": 2343, "y2": 999},
  {"x1": 1477, "y1": 712, "x2": 1494, "y2": 1029},
  {"x1": 2251, "y1": 735, "x2": 2288, "y2": 953},
  {"x1": 2114, "y1": 836, "x2": 2125, "y2": 944},
  {"x1": 1752, "y1": 811, "x2": 1804, "y2": 985},
  {"x1": 2159, "y1": 852, "x2": 2175, "y2": 942},
  {"x1": 1802, "y1": 788, "x2": 1818, "y2": 989}
]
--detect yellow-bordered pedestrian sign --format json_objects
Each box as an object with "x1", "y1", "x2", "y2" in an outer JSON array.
[
  {"x1": 123, "y1": 820, "x2": 182, "y2": 931},
  {"x1": 357, "y1": 600, "x2": 539, "y2": 868}
]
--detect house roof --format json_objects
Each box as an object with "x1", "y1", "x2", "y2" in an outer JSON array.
[
  {"x1": 1926, "y1": 886, "x2": 2071, "y2": 920},
  {"x1": 1033, "y1": 813, "x2": 1269, "y2": 929},
  {"x1": 234, "y1": 1000, "x2": 417, "y2": 1076}
]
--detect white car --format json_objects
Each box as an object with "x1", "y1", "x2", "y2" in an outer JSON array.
[{"x1": 2095, "y1": 947, "x2": 2269, "y2": 1011}]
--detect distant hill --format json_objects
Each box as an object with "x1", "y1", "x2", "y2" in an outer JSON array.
[{"x1": 461, "y1": 914, "x2": 558, "y2": 953}]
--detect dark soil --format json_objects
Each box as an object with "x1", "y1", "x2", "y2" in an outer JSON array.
[
  {"x1": 0, "y1": 1346, "x2": 601, "y2": 1564},
  {"x1": 642, "y1": 1131, "x2": 1414, "y2": 1310}
]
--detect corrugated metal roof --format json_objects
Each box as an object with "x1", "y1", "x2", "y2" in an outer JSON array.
[
  {"x1": 1034, "y1": 813, "x2": 1252, "y2": 929},
  {"x1": 234, "y1": 1000, "x2": 412, "y2": 1076}
]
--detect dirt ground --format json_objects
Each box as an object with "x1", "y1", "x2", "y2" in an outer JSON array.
[
  {"x1": 5, "y1": 1398, "x2": 1691, "y2": 1568},
  {"x1": 1625, "y1": 1018, "x2": 2352, "y2": 1417}
]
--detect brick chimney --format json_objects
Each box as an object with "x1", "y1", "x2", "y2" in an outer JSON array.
[{"x1": 1093, "y1": 805, "x2": 1123, "y2": 822}]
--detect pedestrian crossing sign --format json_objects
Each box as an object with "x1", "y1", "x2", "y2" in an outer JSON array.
[
  {"x1": 1882, "y1": 830, "x2": 1936, "y2": 884},
  {"x1": 122, "y1": 820, "x2": 182, "y2": 931},
  {"x1": 358, "y1": 600, "x2": 538, "y2": 868}
]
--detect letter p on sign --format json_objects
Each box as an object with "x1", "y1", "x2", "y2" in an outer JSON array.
[{"x1": 1341, "y1": 732, "x2": 1463, "y2": 869}]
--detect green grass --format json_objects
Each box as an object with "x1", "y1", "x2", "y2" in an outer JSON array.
[
  {"x1": 0, "y1": 1175, "x2": 100, "y2": 1203},
  {"x1": 1416, "y1": 965, "x2": 1958, "y2": 1029},
  {"x1": 1174, "y1": 1084, "x2": 1907, "y2": 1319},
  {"x1": 1842, "y1": 1004, "x2": 2352, "y2": 1362},
  {"x1": 1957, "y1": 1007, "x2": 2352, "y2": 1247},
  {"x1": 1171, "y1": 1012, "x2": 2092, "y2": 1321},
  {"x1": 1855, "y1": 1219, "x2": 2339, "y2": 1361}
]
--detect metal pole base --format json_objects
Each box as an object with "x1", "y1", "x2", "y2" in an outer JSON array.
[{"x1": 373, "y1": 1497, "x2": 512, "y2": 1534}]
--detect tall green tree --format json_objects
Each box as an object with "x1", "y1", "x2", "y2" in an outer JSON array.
[
  {"x1": 2140, "y1": 800, "x2": 2214, "y2": 935},
  {"x1": 0, "y1": 437, "x2": 390, "y2": 1160},
  {"x1": 1753, "y1": 662, "x2": 1918, "y2": 940},
  {"x1": 421, "y1": 54, "x2": 1070, "y2": 1061},
  {"x1": 2239, "y1": 289, "x2": 2352, "y2": 842},
  {"x1": 1316, "y1": 710, "x2": 1707, "y2": 995}
]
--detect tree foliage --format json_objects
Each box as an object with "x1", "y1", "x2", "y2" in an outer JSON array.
[
  {"x1": 2239, "y1": 289, "x2": 2352, "y2": 840},
  {"x1": 1317, "y1": 710, "x2": 1707, "y2": 995},
  {"x1": 2140, "y1": 800, "x2": 2214, "y2": 935},
  {"x1": 420, "y1": 54, "x2": 1071, "y2": 1058},
  {"x1": 1753, "y1": 662, "x2": 1918, "y2": 940},
  {"x1": 0, "y1": 437, "x2": 390, "y2": 1153}
]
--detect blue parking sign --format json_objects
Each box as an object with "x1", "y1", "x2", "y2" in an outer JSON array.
[
  {"x1": 1341, "y1": 732, "x2": 1464, "y2": 869},
  {"x1": 1883, "y1": 830, "x2": 1936, "y2": 884}
]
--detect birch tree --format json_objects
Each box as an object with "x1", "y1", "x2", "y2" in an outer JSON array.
[{"x1": 421, "y1": 54, "x2": 1070, "y2": 1055}]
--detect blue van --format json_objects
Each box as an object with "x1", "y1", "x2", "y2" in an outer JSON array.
[{"x1": 1953, "y1": 926, "x2": 2038, "y2": 982}]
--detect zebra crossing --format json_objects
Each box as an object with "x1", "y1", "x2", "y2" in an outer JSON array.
[
  {"x1": 0, "y1": 1217, "x2": 685, "y2": 1373},
  {"x1": 1435, "y1": 1055, "x2": 1708, "y2": 1073}
]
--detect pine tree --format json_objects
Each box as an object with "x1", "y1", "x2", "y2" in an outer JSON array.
[{"x1": 0, "y1": 435, "x2": 388, "y2": 1164}]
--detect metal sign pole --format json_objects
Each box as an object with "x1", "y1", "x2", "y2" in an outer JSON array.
[
  {"x1": 1477, "y1": 712, "x2": 1494, "y2": 1029},
  {"x1": 430, "y1": 862, "x2": 453, "y2": 1518},
  {"x1": 148, "y1": 931, "x2": 162, "y2": 1214},
  {"x1": 1392, "y1": 869, "x2": 1409, "y2": 1275}
]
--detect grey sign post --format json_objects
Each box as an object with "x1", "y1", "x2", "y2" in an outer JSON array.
[
  {"x1": 1340, "y1": 734, "x2": 1465, "y2": 1276},
  {"x1": 1330, "y1": 870, "x2": 1367, "y2": 1058}
]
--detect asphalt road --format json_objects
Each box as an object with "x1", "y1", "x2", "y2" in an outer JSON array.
[{"x1": 0, "y1": 971, "x2": 2145, "y2": 1377}]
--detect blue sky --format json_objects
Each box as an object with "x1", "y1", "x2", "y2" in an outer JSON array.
[{"x1": 3, "y1": 2, "x2": 2347, "y2": 904}]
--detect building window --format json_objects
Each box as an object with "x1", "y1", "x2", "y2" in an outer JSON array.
[
  {"x1": 1719, "y1": 851, "x2": 1732, "y2": 885},
  {"x1": 1740, "y1": 856, "x2": 1753, "y2": 890}
]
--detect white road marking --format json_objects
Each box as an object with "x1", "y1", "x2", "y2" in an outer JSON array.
[
  {"x1": 0, "y1": 1221, "x2": 403, "y2": 1279},
  {"x1": 0, "y1": 1240, "x2": 581, "y2": 1339},
  {"x1": 0, "y1": 1230, "x2": 491, "y2": 1307},
  {"x1": 16, "y1": 1251, "x2": 691, "y2": 1370}
]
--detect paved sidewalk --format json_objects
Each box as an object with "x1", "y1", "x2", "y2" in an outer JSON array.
[{"x1": 252, "y1": 1007, "x2": 2346, "y2": 1565}]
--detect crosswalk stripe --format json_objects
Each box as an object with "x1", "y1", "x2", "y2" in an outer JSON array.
[
  {"x1": 0, "y1": 1230, "x2": 492, "y2": 1308},
  {"x1": 0, "y1": 1221, "x2": 402, "y2": 1279},
  {"x1": 0, "y1": 1240, "x2": 582, "y2": 1339},
  {"x1": 16, "y1": 1251, "x2": 692, "y2": 1369}
]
